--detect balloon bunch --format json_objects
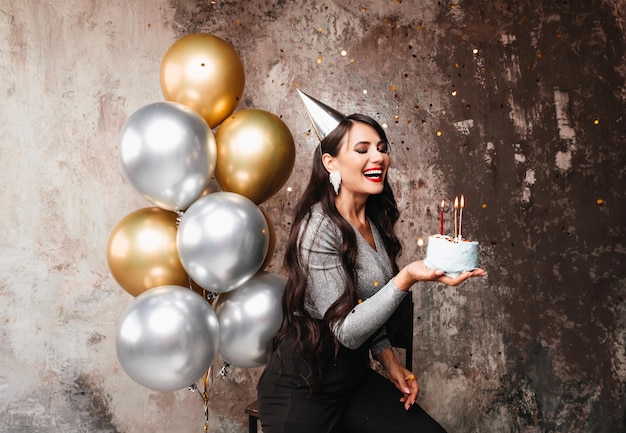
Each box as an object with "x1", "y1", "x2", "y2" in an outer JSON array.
[{"x1": 105, "y1": 34, "x2": 294, "y2": 414}]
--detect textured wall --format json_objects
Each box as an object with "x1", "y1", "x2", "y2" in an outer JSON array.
[{"x1": 0, "y1": 0, "x2": 624, "y2": 432}]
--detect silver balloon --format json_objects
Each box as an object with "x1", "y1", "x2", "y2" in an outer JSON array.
[
  {"x1": 214, "y1": 272, "x2": 286, "y2": 368},
  {"x1": 115, "y1": 285, "x2": 219, "y2": 392},
  {"x1": 118, "y1": 101, "x2": 217, "y2": 211},
  {"x1": 177, "y1": 192, "x2": 270, "y2": 293}
]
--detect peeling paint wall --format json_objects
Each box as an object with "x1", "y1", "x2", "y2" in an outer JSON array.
[{"x1": 0, "y1": 1, "x2": 624, "y2": 432}]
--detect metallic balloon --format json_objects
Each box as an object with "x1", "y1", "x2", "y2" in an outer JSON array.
[
  {"x1": 106, "y1": 207, "x2": 188, "y2": 297},
  {"x1": 177, "y1": 192, "x2": 270, "y2": 293},
  {"x1": 214, "y1": 109, "x2": 296, "y2": 205},
  {"x1": 214, "y1": 272, "x2": 286, "y2": 368},
  {"x1": 160, "y1": 33, "x2": 245, "y2": 128},
  {"x1": 115, "y1": 285, "x2": 219, "y2": 392},
  {"x1": 259, "y1": 208, "x2": 276, "y2": 271},
  {"x1": 118, "y1": 101, "x2": 217, "y2": 211}
]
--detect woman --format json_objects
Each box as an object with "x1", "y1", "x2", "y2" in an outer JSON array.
[{"x1": 257, "y1": 113, "x2": 486, "y2": 433}]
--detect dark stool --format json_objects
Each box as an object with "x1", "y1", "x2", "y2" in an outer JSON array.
[
  {"x1": 244, "y1": 400, "x2": 259, "y2": 433},
  {"x1": 245, "y1": 295, "x2": 414, "y2": 432}
]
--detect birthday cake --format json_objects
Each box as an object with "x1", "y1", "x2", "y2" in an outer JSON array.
[{"x1": 424, "y1": 235, "x2": 479, "y2": 277}]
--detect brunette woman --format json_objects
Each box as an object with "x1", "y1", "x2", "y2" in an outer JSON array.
[{"x1": 257, "y1": 112, "x2": 485, "y2": 433}]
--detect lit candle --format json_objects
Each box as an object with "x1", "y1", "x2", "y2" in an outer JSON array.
[
  {"x1": 459, "y1": 194, "x2": 465, "y2": 239},
  {"x1": 453, "y1": 196, "x2": 459, "y2": 238},
  {"x1": 439, "y1": 200, "x2": 445, "y2": 235}
]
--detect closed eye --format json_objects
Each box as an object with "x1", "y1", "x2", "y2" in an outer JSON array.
[{"x1": 353, "y1": 141, "x2": 389, "y2": 154}]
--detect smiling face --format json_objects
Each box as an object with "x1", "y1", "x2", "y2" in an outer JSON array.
[{"x1": 324, "y1": 121, "x2": 390, "y2": 198}]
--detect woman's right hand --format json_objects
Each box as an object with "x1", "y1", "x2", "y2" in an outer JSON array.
[{"x1": 393, "y1": 260, "x2": 486, "y2": 291}]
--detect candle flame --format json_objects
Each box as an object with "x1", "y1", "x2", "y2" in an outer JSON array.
[
  {"x1": 454, "y1": 196, "x2": 459, "y2": 209},
  {"x1": 440, "y1": 199, "x2": 445, "y2": 209},
  {"x1": 460, "y1": 194, "x2": 465, "y2": 208}
]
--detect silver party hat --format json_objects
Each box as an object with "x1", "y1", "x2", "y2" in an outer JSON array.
[{"x1": 297, "y1": 88, "x2": 345, "y2": 141}]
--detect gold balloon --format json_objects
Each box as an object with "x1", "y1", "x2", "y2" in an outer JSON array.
[
  {"x1": 106, "y1": 207, "x2": 188, "y2": 297},
  {"x1": 214, "y1": 109, "x2": 296, "y2": 205},
  {"x1": 260, "y1": 208, "x2": 277, "y2": 271},
  {"x1": 160, "y1": 33, "x2": 245, "y2": 128}
]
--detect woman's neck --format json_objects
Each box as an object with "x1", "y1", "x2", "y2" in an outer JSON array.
[
  {"x1": 334, "y1": 193, "x2": 368, "y2": 227},
  {"x1": 335, "y1": 194, "x2": 377, "y2": 250}
]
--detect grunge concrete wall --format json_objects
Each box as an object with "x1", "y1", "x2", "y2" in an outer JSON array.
[{"x1": 0, "y1": 0, "x2": 624, "y2": 432}]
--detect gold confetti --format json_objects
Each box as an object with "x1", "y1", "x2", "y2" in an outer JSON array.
[
  {"x1": 596, "y1": 199, "x2": 604, "y2": 205},
  {"x1": 317, "y1": 56, "x2": 323, "y2": 63},
  {"x1": 417, "y1": 237, "x2": 425, "y2": 247},
  {"x1": 391, "y1": 85, "x2": 397, "y2": 91},
  {"x1": 594, "y1": 119, "x2": 600, "y2": 125},
  {"x1": 436, "y1": 130, "x2": 442, "y2": 136},
  {"x1": 482, "y1": 203, "x2": 488, "y2": 209},
  {"x1": 373, "y1": 281, "x2": 379, "y2": 287},
  {"x1": 358, "y1": 298, "x2": 363, "y2": 304},
  {"x1": 473, "y1": 48, "x2": 479, "y2": 54}
]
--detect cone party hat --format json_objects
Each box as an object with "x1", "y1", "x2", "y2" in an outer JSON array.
[{"x1": 296, "y1": 89, "x2": 345, "y2": 141}]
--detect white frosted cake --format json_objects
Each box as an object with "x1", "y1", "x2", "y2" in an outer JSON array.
[{"x1": 424, "y1": 235, "x2": 479, "y2": 277}]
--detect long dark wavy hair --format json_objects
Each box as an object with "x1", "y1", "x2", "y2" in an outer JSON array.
[{"x1": 268, "y1": 113, "x2": 402, "y2": 391}]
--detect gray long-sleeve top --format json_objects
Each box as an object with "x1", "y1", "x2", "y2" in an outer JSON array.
[{"x1": 300, "y1": 203, "x2": 408, "y2": 357}]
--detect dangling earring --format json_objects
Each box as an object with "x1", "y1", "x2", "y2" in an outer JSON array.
[{"x1": 329, "y1": 170, "x2": 341, "y2": 195}]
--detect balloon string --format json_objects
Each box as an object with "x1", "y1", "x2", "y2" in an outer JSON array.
[
  {"x1": 188, "y1": 364, "x2": 213, "y2": 432},
  {"x1": 202, "y1": 368, "x2": 210, "y2": 433}
]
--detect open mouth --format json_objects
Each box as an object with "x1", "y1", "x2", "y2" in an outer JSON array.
[{"x1": 363, "y1": 168, "x2": 383, "y2": 182}]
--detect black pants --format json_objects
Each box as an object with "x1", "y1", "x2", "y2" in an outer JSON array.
[{"x1": 257, "y1": 335, "x2": 447, "y2": 433}]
